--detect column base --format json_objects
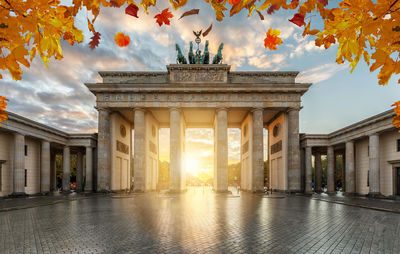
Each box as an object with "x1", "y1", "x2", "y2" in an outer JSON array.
[
  {"x1": 61, "y1": 190, "x2": 72, "y2": 194},
  {"x1": 96, "y1": 189, "x2": 111, "y2": 194},
  {"x1": 40, "y1": 191, "x2": 51, "y2": 196},
  {"x1": 304, "y1": 191, "x2": 314, "y2": 196},
  {"x1": 367, "y1": 192, "x2": 384, "y2": 198},
  {"x1": 167, "y1": 189, "x2": 187, "y2": 194},
  {"x1": 213, "y1": 189, "x2": 232, "y2": 194},
  {"x1": 286, "y1": 189, "x2": 302, "y2": 194},
  {"x1": 9, "y1": 192, "x2": 28, "y2": 198},
  {"x1": 326, "y1": 191, "x2": 337, "y2": 195}
]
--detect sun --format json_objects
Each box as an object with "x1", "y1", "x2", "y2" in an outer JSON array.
[{"x1": 184, "y1": 155, "x2": 202, "y2": 176}]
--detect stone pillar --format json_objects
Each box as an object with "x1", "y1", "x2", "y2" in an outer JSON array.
[
  {"x1": 97, "y1": 108, "x2": 111, "y2": 192},
  {"x1": 305, "y1": 146, "x2": 313, "y2": 193},
  {"x1": 50, "y1": 152, "x2": 56, "y2": 191},
  {"x1": 345, "y1": 141, "x2": 355, "y2": 194},
  {"x1": 214, "y1": 108, "x2": 228, "y2": 192},
  {"x1": 369, "y1": 134, "x2": 380, "y2": 195},
  {"x1": 62, "y1": 146, "x2": 70, "y2": 191},
  {"x1": 314, "y1": 151, "x2": 322, "y2": 192},
  {"x1": 252, "y1": 108, "x2": 264, "y2": 192},
  {"x1": 76, "y1": 151, "x2": 83, "y2": 192},
  {"x1": 287, "y1": 108, "x2": 301, "y2": 192},
  {"x1": 133, "y1": 109, "x2": 146, "y2": 192},
  {"x1": 169, "y1": 108, "x2": 183, "y2": 192},
  {"x1": 85, "y1": 146, "x2": 93, "y2": 192},
  {"x1": 327, "y1": 146, "x2": 335, "y2": 194},
  {"x1": 12, "y1": 133, "x2": 25, "y2": 196},
  {"x1": 40, "y1": 141, "x2": 51, "y2": 193}
]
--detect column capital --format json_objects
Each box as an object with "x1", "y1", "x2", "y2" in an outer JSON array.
[
  {"x1": 216, "y1": 107, "x2": 228, "y2": 113},
  {"x1": 134, "y1": 108, "x2": 146, "y2": 113},
  {"x1": 251, "y1": 107, "x2": 264, "y2": 113},
  {"x1": 369, "y1": 133, "x2": 380, "y2": 137},
  {"x1": 287, "y1": 106, "x2": 301, "y2": 112},
  {"x1": 97, "y1": 107, "x2": 111, "y2": 112},
  {"x1": 14, "y1": 132, "x2": 25, "y2": 137},
  {"x1": 169, "y1": 107, "x2": 181, "y2": 113}
]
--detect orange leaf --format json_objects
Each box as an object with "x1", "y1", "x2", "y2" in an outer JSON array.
[
  {"x1": 115, "y1": 32, "x2": 130, "y2": 47},
  {"x1": 256, "y1": 10, "x2": 264, "y2": 20},
  {"x1": 264, "y1": 28, "x2": 282, "y2": 50},
  {"x1": 154, "y1": 8, "x2": 174, "y2": 26}
]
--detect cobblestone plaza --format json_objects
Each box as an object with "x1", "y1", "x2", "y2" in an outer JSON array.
[{"x1": 1, "y1": 188, "x2": 400, "y2": 254}]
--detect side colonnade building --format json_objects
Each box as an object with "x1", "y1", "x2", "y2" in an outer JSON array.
[
  {"x1": 0, "y1": 112, "x2": 97, "y2": 196},
  {"x1": 301, "y1": 110, "x2": 400, "y2": 197}
]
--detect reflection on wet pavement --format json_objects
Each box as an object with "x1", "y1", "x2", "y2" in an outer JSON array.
[{"x1": 1, "y1": 187, "x2": 400, "y2": 253}]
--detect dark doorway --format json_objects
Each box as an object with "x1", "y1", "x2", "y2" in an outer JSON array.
[{"x1": 397, "y1": 167, "x2": 400, "y2": 195}]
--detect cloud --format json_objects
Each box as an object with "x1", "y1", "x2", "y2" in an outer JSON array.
[{"x1": 296, "y1": 63, "x2": 347, "y2": 83}]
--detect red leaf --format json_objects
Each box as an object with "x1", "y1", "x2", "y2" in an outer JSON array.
[
  {"x1": 289, "y1": 13, "x2": 306, "y2": 27},
  {"x1": 203, "y1": 24, "x2": 213, "y2": 37},
  {"x1": 89, "y1": 32, "x2": 101, "y2": 50},
  {"x1": 267, "y1": 4, "x2": 278, "y2": 15},
  {"x1": 317, "y1": 0, "x2": 328, "y2": 6},
  {"x1": 125, "y1": 4, "x2": 139, "y2": 18},
  {"x1": 154, "y1": 8, "x2": 174, "y2": 26}
]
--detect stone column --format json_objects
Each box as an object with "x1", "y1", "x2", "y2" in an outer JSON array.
[
  {"x1": 12, "y1": 133, "x2": 25, "y2": 196},
  {"x1": 369, "y1": 134, "x2": 380, "y2": 195},
  {"x1": 345, "y1": 141, "x2": 355, "y2": 194},
  {"x1": 170, "y1": 108, "x2": 183, "y2": 193},
  {"x1": 314, "y1": 151, "x2": 322, "y2": 192},
  {"x1": 62, "y1": 146, "x2": 70, "y2": 191},
  {"x1": 214, "y1": 108, "x2": 228, "y2": 192},
  {"x1": 50, "y1": 152, "x2": 56, "y2": 191},
  {"x1": 133, "y1": 109, "x2": 146, "y2": 192},
  {"x1": 305, "y1": 146, "x2": 313, "y2": 193},
  {"x1": 327, "y1": 146, "x2": 335, "y2": 194},
  {"x1": 76, "y1": 151, "x2": 83, "y2": 192},
  {"x1": 40, "y1": 141, "x2": 51, "y2": 193},
  {"x1": 287, "y1": 108, "x2": 301, "y2": 192},
  {"x1": 252, "y1": 108, "x2": 264, "y2": 192},
  {"x1": 97, "y1": 108, "x2": 111, "y2": 192},
  {"x1": 85, "y1": 146, "x2": 93, "y2": 192}
]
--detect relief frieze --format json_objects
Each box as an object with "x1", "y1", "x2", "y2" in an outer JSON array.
[{"x1": 99, "y1": 93, "x2": 300, "y2": 102}]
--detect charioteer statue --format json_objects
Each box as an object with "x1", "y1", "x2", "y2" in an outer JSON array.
[{"x1": 175, "y1": 29, "x2": 224, "y2": 65}]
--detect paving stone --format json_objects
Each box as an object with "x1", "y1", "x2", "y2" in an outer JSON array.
[{"x1": 0, "y1": 187, "x2": 400, "y2": 253}]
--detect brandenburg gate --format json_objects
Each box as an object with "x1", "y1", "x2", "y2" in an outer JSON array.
[{"x1": 86, "y1": 62, "x2": 311, "y2": 193}]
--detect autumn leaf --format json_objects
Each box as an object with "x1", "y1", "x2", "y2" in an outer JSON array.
[
  {"x1": 317, "y1": 0, "x2": 328, "y2": 6},
  {"x1": 205, "y1": 0, "x2": 227, "y2": 21},
  {"x1": 264, "y1": 28, "x2": 282, "y2": 50},
  {"x1": 393, "y1": 101, "x2": 400, "y2": 132},
  {"x1": 302, "y1": 22, "x2": 319, "y2": 37},
  {"x1": 110, "y1": 1, "x2": 120, "y2": 7},
  {"x1": 154, "y1": 8, "x2": 174, "y2": 26},
  {"x1": 115, "y1": 32, "x2": 130, "y2": 47},
  {"x1": 0, "y1": 96, "x2": 8, "y2": 126},
  {"x1": 256, "y1": 10, "x2": 265, "y2": 20},
  {"x1": 179, "y1": 9, "x2": 199, "y2": 19},
  {"x1": 89, "y1": 32, "x2": 101, "y2": 50},
  {"x1": 289, "y1": 13, "x2": 306, "y2": 26},
  {"x1": 203, "y1": 24, "x2": 213, "y2": 37},
  {"x1": 125, "y1": 4, "x2": 139, "y2": 18}
]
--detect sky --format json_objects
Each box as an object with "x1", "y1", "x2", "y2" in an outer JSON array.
[{"x1": 1, "y1": 1, "x2": 399, "y2": 176}]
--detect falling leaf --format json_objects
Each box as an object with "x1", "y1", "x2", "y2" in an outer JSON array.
[
  {"x1": 179, "y1": 9, "x2": 199, "y2": 19},
  {"x1": 125, "y1": 4, "x2": 139, "y2": 18},
  {"x1": 154, "y1": 8, "x2": 174, "y2": 26},
  {"x1": 203, "y1": 24, "x2": 213, "y2": 37},
  {"x1": 289, "y1": 13, "x2": 305, "y2": 26},
  {"x1": 89, "y1": 32, "x2": 101, "y2": 50},
  {"x1": 115, "y1": 32, "x2": 130, "y2": 47},
  {"x1": 264, "y1": 28, "x2": 282, "y2": 50},
  {"x1": 256, "y1": 10, "x2": 264, "y2": 20},
  {"x1": 302, "y1": 22, "x2": 319, "y2": 37},
  {"x1": 267, "y1": 4, "x2": 278, "y2": 14}
]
